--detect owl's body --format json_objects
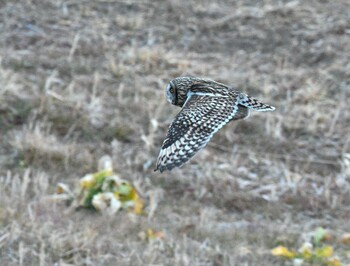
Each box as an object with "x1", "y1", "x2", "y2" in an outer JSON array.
[{"x1": 155, "y1": 77, "x2": 275, "y2": 172}]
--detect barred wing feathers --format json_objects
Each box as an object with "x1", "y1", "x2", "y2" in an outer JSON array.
[{"x1": 155, "y1": 93, "x2": 239, "y2": 172}]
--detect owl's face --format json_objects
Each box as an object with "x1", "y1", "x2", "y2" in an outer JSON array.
[
  {"x1": 165, "y1": 82, "x2": 176, "y2": 105},
  {"x1": 165, "y1": 77, "x2": 198, "y2": 107}
]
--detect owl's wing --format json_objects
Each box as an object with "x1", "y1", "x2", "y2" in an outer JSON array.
[{"x1": 155, "y1": 93, "x2": 239, "y2": 172}]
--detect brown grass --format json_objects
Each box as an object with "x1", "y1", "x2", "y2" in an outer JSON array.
[{"x1": 1, "y1": 0, "x2": 350, "y2": 265}]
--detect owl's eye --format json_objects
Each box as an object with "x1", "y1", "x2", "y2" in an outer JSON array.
[{"x1": 169, "y1": 87, "x2": 175, "y2": 94}]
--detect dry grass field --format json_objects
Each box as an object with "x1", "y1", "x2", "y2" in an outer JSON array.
[{"x1": 1, "y1": 0, "x2": 350, "y2": 265}]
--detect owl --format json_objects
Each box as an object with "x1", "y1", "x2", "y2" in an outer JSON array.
[{"x1": 154, "y1": 76, "x2": 275, "y2": 172}]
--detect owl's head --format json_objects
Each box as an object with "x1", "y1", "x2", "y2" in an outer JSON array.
[{"x1": 165, "y1": 77, "x2": 204, "y2": 107}]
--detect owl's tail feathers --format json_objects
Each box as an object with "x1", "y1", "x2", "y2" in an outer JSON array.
[{"x1": 238, "y1": 94, "x2": 275, "y2": 112}]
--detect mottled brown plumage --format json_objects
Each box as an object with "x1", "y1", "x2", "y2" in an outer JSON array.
[{"x1": 155, "y1": 77, "x2": 275, "y2": 172}]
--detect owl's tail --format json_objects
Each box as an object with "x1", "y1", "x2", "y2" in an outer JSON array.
[{"x1": 238, "y1": 94, "x2": 275, "y2": 112}]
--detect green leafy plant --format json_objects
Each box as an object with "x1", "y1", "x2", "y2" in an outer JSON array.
[
  {"x1": 54, "y1": 155, "x2": 144, "y2": 215},
  {"x1": 271, "y1": 227, "x2": 349, "y2": 266}
]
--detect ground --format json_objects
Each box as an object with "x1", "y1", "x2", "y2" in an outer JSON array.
[{"x1": 0, "y1": 0, "x2": 350, "y2": 265}]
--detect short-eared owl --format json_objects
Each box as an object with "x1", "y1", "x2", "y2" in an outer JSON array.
[{"x1": 155, "y1": 76, "x2": 275, "y2": 172}]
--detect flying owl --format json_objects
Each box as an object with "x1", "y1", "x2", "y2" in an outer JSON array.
[{"x1": 154, "y1": 76, "x2": 275, "y2": 172}]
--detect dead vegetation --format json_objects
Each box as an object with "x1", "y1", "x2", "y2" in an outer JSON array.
[{"x1": 0, "y1": 0, "x2": 350, "y2": 265}]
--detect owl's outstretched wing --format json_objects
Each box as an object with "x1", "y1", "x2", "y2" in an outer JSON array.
[{"x1": 155, "y1": 93, "x2": 240, "y2": 172}]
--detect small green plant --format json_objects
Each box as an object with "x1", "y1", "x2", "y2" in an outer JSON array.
[
  {"x1": 54, "y1": 155, "x2": 143, "y2": 215},
  {"x1": 271, "y1": 227, "x2": 349, "y2": 266}
]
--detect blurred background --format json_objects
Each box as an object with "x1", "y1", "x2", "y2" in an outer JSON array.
[{"x1": 0, "y1": 0, "x2": 349, "y2": 265}]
